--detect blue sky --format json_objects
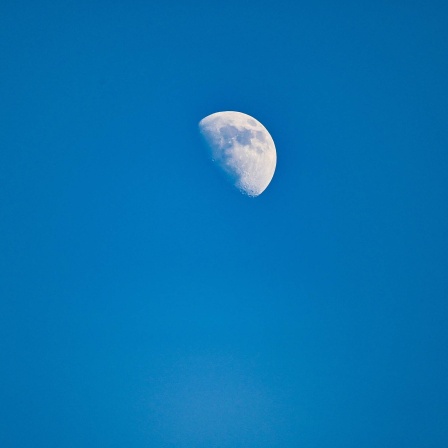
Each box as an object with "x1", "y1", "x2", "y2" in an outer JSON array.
[{"x1": 1, "y1": 1, "x2": 447, "y2": 447}]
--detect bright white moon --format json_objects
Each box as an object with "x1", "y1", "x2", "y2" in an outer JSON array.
[{"x1": 199, "y1": 111, "x2": 277, "y2": 197}]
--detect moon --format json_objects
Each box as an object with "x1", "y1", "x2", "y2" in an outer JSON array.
[{"x1": 199, "y1": 111, "x2": 277, "y2": 197}]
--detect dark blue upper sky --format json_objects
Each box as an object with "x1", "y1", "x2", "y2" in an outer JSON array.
[{"x1": 1, "y1": 1, "x2": 447, "y2": 447}]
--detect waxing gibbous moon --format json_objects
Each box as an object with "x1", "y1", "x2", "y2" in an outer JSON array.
[{"x1": 199, "y1": 111, "x2": 277, "y2": 197}]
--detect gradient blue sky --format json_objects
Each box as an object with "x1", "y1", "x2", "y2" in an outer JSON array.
[{"x1": 1, "y1": 1, "x2": 448, "y2": 447}]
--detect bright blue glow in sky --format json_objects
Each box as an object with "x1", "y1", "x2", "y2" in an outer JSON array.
[{"x1": 1, "y1": 1, "x2": 448, "y2": 447}]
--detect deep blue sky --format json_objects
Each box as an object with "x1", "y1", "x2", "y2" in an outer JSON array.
[{"x1": 1, "y1": 1, "x2": 448, "y2": 447}]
